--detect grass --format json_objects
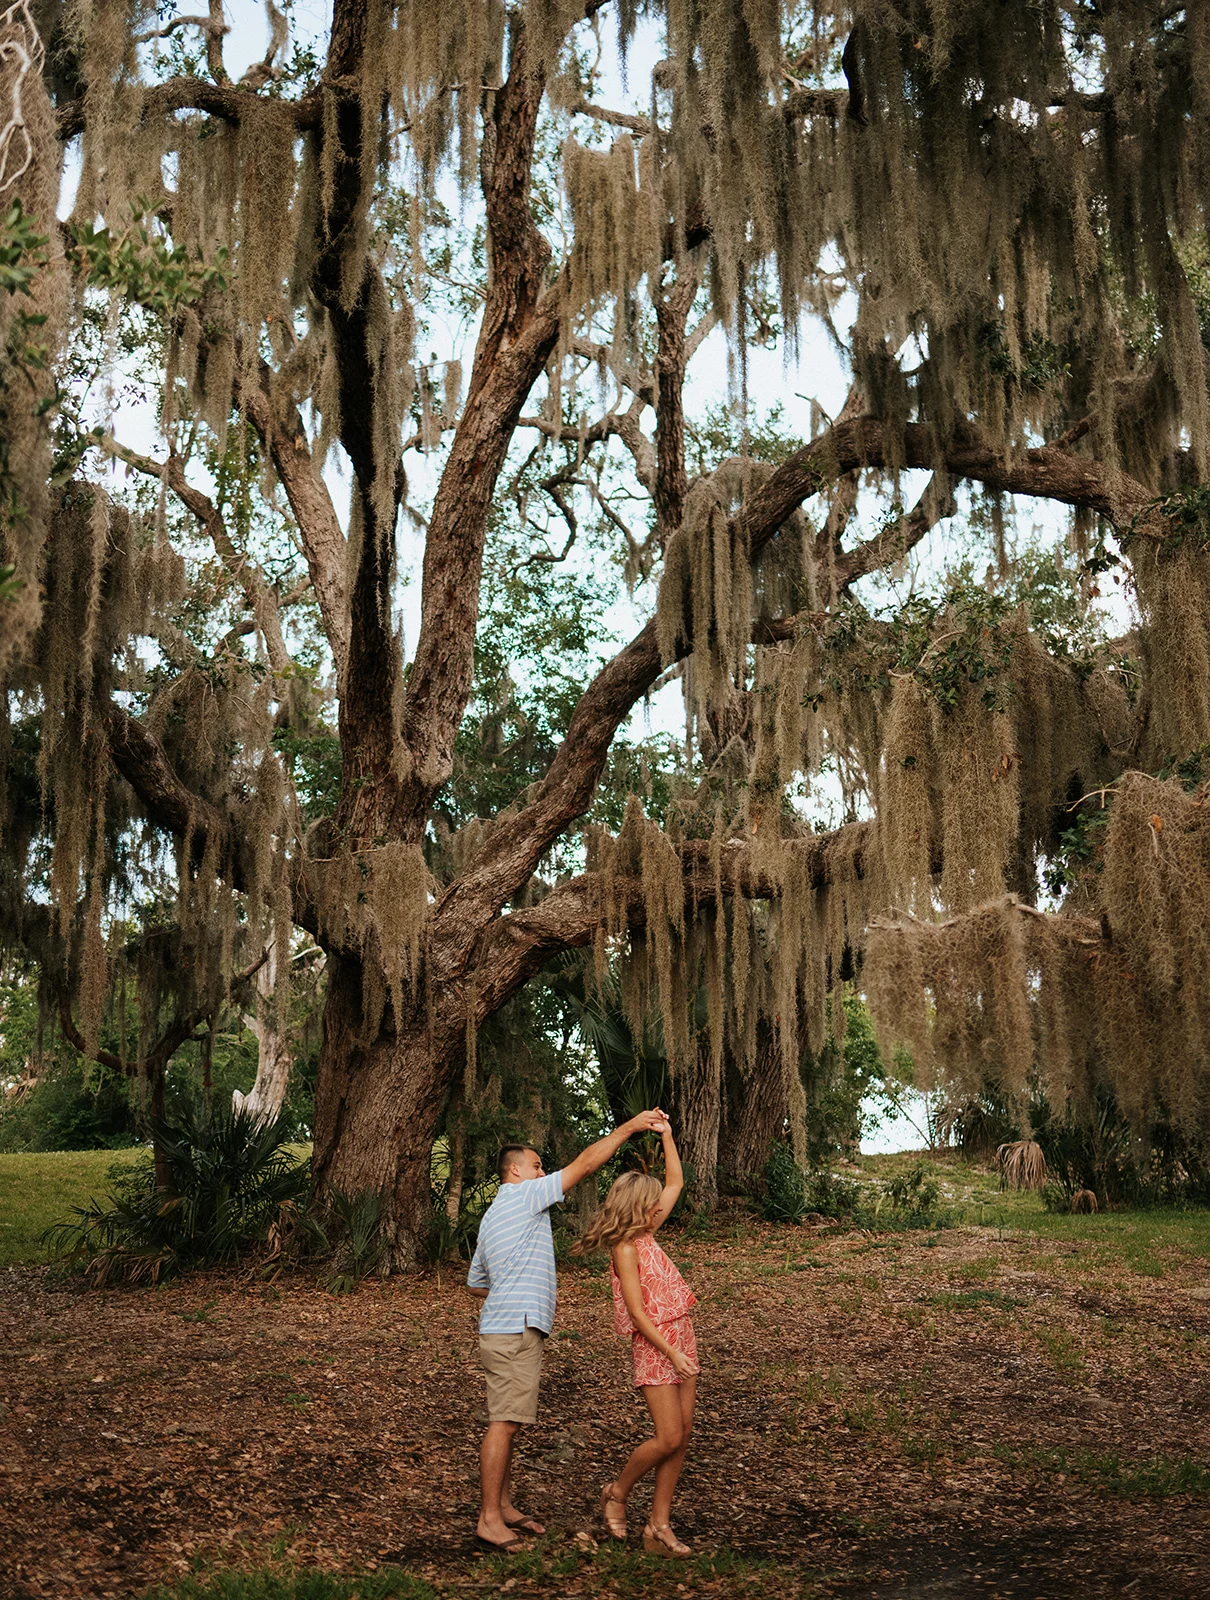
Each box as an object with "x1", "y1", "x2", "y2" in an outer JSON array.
[
  {"x1": 0, "y1": 1147, "x2": 144, "y2": 1268},
  {"x1": 1035, "y1": 1327, "x2": 1086, "y2": 1378},
  {"x1": 995, "y1": 1446, "x2": 1210, "y2": 1499},
  {"x1": 138, "y1": 1570, "x2": 436, "y2": 1600},
  {"x1": 134, "y1": 1547, "x2": 826, "y2": 1600},
  {"x1": 856, "y1": 1150, "x2": 1210, "y2": 1265},
  {"x1": 926, "y1": 1288, "x2": 1018, "y2": 1310},
  {"x1": 7, "y1": 1145, "x2": 1208, "y2": 1287}
]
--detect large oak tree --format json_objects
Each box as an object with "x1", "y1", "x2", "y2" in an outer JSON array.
[{"x1": 4, "y1": 0, "x2": 1210, "y2": 1258}]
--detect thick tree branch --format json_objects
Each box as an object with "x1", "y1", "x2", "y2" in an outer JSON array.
[
  {"x1": 569, "y1": 99, "x2": 652, "y2": 135},
  {"x1": 308, "y1": 0, "x2": 408, "y2": 794},
  {"x1": 397, "y1": 14, "x2": 561, "y2": 821},
  {"x1": 237, "y1": 371, "x2": 349, "y2": 681},
  {"x1": 56, "y1": 949, "x2": 269, "y2": 1078},
  {"x1": 654, "y1": 273, "x2": 697, "y2": 534},
  {"x1": 105, "y1": 704, "x2": 322, "y2": 937},
  {"x1": 437, "y1": 413, "x2": 1156, "y2": 956},
  {"x1": 472, "y1": 823, "x2": 873, "y2": 1020},
  {"x1": 833, "y1": 470, "x2": 956, "y2": 589},
  {"x1": 105, "y1": 704, "x2": 238, "y2": 873},
  {"x1": 57, "y1": 77, "x2": 320, "y2": 142}
]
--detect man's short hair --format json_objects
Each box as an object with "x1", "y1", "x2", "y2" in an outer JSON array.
[{"x1": 497, "y1": 1144, "x2": 534, "y2": 1181}]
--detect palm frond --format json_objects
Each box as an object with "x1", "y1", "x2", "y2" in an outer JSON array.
[{"x1": 997, "y1": 1139, "x2": 1049, "y2": 1191}]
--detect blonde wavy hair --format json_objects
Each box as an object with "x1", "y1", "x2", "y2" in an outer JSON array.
[{"x1": 574, "y1": 1170, "x2": 662, "y2": 1255}]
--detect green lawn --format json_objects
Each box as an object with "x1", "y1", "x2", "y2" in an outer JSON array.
[
  {"x1": 0, "y1": 1146, "x2": 144, "y2": 1267},
  {"x1": 855, "y1": 1147, "x2": 1210, "y2": 1268}
]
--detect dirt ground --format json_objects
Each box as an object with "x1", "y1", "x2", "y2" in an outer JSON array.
[{"x1": 3, "y1": 1218, "x2": 1210, "y2": 1599}]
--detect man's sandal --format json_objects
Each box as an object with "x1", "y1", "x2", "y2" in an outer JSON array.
[
  {"x1": 503, "y1": 1513, "x2": 545, "y2": 1535},
  {"x1": 474, "y1": 1532, "x2": 525, "y2": 1552},
  {"x1": 642, "y1": 1521, "x2": 690, "y2": 1557},
  {"x1": 599, "y1": 1483, "x2": 628, "y2": 1540}
]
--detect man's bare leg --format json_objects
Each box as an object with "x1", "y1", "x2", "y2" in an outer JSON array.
[
  {"x1": 478, "y1": 1420, "x2": 522, "y2": 1544},
  {"x1": 500, "y1": 1459, "x2": 546, "y2": 1537}
]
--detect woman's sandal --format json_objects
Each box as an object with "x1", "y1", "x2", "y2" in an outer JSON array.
[
  {"x1": 642, "y1": 1521, "x2": 691, "y2": 1558},
  {"x1": 599, "y1": 1483, "x2": 628, "y2": 1540}
]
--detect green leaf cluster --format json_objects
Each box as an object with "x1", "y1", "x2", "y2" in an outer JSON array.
[{"x1": 67, "y1": 203, "x2": 228, "y2": 316}]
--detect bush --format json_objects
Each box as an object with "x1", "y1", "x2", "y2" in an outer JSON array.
[
  {"x1": 876, "y1": 1161, "x2": 942, "y2": 1222},
  {"x1": 803, "y1": 1167, "x2": 867, "y2": 1219},
  {"x1": 1041, "y1": 1179, "x2": 1070, "y2": 1213},
  {"x1": 802, "y1": 993, "x2": 903, "y2": 1163},
  {"x1": 761, "y1": 1140, "x2": 809, "y2": 1221},
  {"x1": 44, "y1": 1103, "x2": 309, "y2": 1284},
  {"x1": 760, "y1": 1143, "x2": 870, "y2": 1222},
  {"x1": 0, "y1": 1057, "x2": 138, "y2": 1152},
  {"x1": 310, "y1": 1187, "x2": 390, "y2": 1292}
]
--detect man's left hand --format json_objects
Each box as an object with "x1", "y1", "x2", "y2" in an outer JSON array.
[{"x1": 627, "y1": 1109, "x2": 668, "y2": 1135}]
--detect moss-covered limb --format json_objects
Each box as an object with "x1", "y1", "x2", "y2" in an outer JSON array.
[
  {"x1": 865, "y1": 788, "x2": 1210, "y2": 1135},
  {"x1": 53, "y1": 947, "x2": 267, "y2": 1080},
  {"x1": 103, "y1": 703, "x2": 322, "y2": 941},
  {"x1": 104, "y1": 705, "x2": 234, "y2": 869},
  {"x1": 55, "y1": 75, "x2": 321, "y2": 144},
  {"x1": 833, "y1": 471, "x2": 957, "y2": 590},
  {"x1": 100, "y1": 437, "x2": 291, "y2": 675},
  {"x1": 739, "y1": 417, "x2": 1155, "y2": 556},
  {"x1": 429, "y1": 403, "x2": 857, "y2": 934},
  {"x1": 465, "y1": 820, "x2": 876, "y2": 1029},
  {"x1": 236, "y1": 369, "x2": 348, "y2": 682},
  {"x1": 517, "y1": 393, "x2": 660, "y2": 495},
  {"x1": 396, "y1": 16, "x2": 561, "y2": 825},
  {"x1": 654, "y1": 272, "x2": 697, "y2": 535}
]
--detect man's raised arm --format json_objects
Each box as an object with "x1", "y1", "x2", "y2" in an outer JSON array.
[{"x1": 560, "y1": 1110, "x2": 667, "y2": 1194}]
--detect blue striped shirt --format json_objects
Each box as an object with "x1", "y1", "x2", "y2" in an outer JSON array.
[{"x1": 468, "y1": 1170, "x2": 564, "y2": 1335}]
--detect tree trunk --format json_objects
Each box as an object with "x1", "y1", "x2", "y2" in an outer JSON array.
[
  {"x1": 667, "y1": 1040, "x2": 722, "y2": 1211},
  {"x1": 444, "y1": 1122, "x2": 465, "y2": 1225},
  {"x1": 310, "y1": 954, "x2": 459, "y2": 1264},
  {"x1": 717, "y1": 1023, "x2": 787, "y2": 1198},
  {"x1": 149, "y1": 1067, "x2": 172, "y2": 1193},
  {"x1": 234, "y1": 946, "x2": 294, "y2": 1126}
]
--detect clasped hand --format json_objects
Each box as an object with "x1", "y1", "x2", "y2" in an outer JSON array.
[{"x1": 628, "y1": 1109, "x2": 672, "y2": 1135}]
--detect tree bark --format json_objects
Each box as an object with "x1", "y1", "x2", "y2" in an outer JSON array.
[
  {"x1": 444, "y1": 1122, "x2": 466, "y2": 1226},
  {"x1": 667, "y1": 1039, "x2": 722, "y2": 1211},
  {"x1": 717, "y1": 1023, "x2": 787, "y2": 1198},
  {"x1": 309, "y1": 955, "x2": 457, "y2": 1261},
  {"x1": 234, "y1": 947, "x2": 294, "y2": 1126}
]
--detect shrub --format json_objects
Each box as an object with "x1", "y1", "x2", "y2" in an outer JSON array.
[
  {"x1": 1041, "y1": 1179, "x2": 1070, "y2": 1213},
  {"x1": 876, "y1": 1162, "x2": 942, "y2": 1223},
  {"x1": 803, "y1": 1166, "x2": 867, "y2": 1219},
  {"x1": 997, "y1": 1139, "x2": 1048, "y2": 1191},
  {"x1": 311, "y1": 1187, "x2": 390, "y2": 1292},
  {"x1": 43, "y1": 1103, "x2": 308, "y2": 1284},
  {"x1": 760, "y1": 1144, "x2": 870, "y2": 1222},
  {"x1": 761, "y1": 1140, "x2": 809, "y2": 1222}
]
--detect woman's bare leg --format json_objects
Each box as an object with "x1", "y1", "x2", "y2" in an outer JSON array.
[
  {"x1": 609, "y1": 1383, "x2": 685, "y2": 1506},
  {"x1": 651, "y1": 1376, "x2": 696, "y2": 1525}
]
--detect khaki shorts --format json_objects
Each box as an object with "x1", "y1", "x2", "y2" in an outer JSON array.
[{"x1": 479, "y1": 1327, "x2": 545, "y2": 1424}]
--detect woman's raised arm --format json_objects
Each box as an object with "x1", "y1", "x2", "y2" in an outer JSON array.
[{"x1": 651, "y1": 1122, "x2": 683, "y2": 1231}]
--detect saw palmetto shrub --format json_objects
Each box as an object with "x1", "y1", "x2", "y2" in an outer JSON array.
[{"x1": 44, "y1": 1103, "x2": 308, "y2": 1284}]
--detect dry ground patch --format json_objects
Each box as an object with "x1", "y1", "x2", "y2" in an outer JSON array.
[{"x1": 3, "y1": 1209, "x2": 1210, "y2": 1599}]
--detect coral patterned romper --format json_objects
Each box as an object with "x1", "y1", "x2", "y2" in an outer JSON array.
[{"x1": 611, "y1": 1232, "x2": 700, "y2": 1388}]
